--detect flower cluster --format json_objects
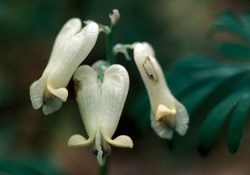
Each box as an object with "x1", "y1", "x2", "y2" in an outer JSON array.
[{"x1": 29, "y1": 9, "x2": 189, "y2": 166}]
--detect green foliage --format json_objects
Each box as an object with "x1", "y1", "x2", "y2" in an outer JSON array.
[
  {"x1": 214, "y1": 11, "x2": 250, "y2": 59},
  {"x1": 227, "y1": 94, "x2": 250, "y2": 153},
  {"x1": 167, "y1": 11, "x2": 250, "y2": 154},
  {"x1": 167, "y1": 55, "x2": 250, "y2": 154},
  {"x1": 213, "y1": 11, "x2": 250, "y2": 37},
  {"x1": 217, "y1": 42, "x2": 250, "y2": 59}
]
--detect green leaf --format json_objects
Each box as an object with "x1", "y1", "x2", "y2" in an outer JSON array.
[
  {"x1": 167, "y1": 55, "x2": 250, "y2": 153},
  {"x1": 213, "y1": 11, "x2": 250, "y2": 60},
  {"x1": 213, "y1": 11, "x2": 244, "y2": 37},
  {"x1": 180, "y1": 78, "x2": 225, "y2": 116},
  {"x1": 227, "y1": 93, "x2": 250, "y2": 154},
  {"x1": 197, "y1": 90, "x2": 243, "y2": 155},
  {"x1": 216, "y1": 42, "x2": 250, "y2": 60},
  {"x1": 168, "y1": 56, "x2": 250, "y2": 96}
]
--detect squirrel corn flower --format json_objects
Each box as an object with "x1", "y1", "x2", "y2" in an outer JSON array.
[
  {"x1": 29, "y1": 18, "x2": 99, "y2": 115},
  {"x1": 133, "y1": 42, "x2": 189, "y2": 139},
  {"x1": 68, "y1": 63, "x2": 133, "y2": 166}
]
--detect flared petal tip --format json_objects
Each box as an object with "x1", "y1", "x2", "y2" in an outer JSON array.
[
  {"x1": 106, "y1": 135, "x2": 134, "y2": 148},
  {"x1": 151, "y1": 100, "x2": 189, "y2": 139},
  {"x1": 30, "y1": 82, "x2": 43, "y2": 110},
  {"x1": 175, "y1": 101, "x2": 189, "y2": 136},
  {"x1": 30, "y1": 77, "x2": 46, "y2": 110},
  {"x1": 68, "y1": 134, "x2": 93, "y2": 147}
]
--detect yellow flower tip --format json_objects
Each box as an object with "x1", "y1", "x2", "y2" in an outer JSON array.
[
  {"x1": 106, "y1": 135, "x2": 134, "y2": 148},
  {"x1": 155, "y1": 104, "x2": 176, "y2": 121},
  {"x1": 155, "y1": 104, "x2": 176, "y2": 129},
  {"x1": 47, "y1": 84, "x2": 68, "y2": 102},
  {"x1": 67, "y1": 134, "x2": 93, "y2": 147}
]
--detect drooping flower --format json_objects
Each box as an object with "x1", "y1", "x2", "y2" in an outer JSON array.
[
  {"x1": 133, "y1": 42, "x2": 189, "y2": 139},
  {"x1": 29, "y1": 18, "x2": 99, "y2": 115},
  {"x1": 68, "y1": 63, "x2": 133, "y2": 166}
]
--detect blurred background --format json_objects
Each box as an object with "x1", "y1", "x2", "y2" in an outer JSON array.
[{"x1": 1, "y1": 0, "x2": 250, "y2": 174}]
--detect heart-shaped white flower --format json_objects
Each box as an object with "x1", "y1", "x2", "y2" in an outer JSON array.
[
  {"x1": 133, "y1": 42, "x2": 189, "y2": 139},
  {"x1": 29, "y1": 18, "x2": 99, "y2": 115},
  {"x1": 68, "y1": 63, "x2": 133, "y2": 166}
]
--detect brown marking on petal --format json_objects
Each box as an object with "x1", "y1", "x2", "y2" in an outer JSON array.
[{"x1": 142, "y1": 56, "x2": 159, "y2": 84}]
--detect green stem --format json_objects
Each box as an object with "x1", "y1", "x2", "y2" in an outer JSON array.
[
  {"x1": 99, "y1": 159, "x2": 109, "y2": 175},
  {"x1": 106, "y1": 24, "x2": 116, "y2": 64}
]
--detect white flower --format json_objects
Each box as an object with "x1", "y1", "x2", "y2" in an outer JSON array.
[
  {"x1": 29, "y1": 18, "x2": 99, "y2": 115},
  {"x1": 133, "y1": 42, "x2": 189, "y2": 139},
  {"x1": 68, "y1": 63, "x2": 133, "y2": 166}
]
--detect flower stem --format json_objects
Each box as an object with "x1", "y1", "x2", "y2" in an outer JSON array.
[
  {"x1": 106, "y1": 24, "x2": 115, "y2": 64},
  {"x1": 99, "y1": 159, "x2": 109, "y2": 175}
]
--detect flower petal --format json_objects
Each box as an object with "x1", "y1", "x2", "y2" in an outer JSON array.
[
  {"x1": 73, "y1": 65, "x2": 99, "y2": 137},
  {"x1": 29, "y1": 76, "x2": 47, "y2": 110},
  {"x1": 174, "y1": 100, "x2": 189, "y2": 136},
  {"x1": 133, "y1": 42, "x2": 155, "y2": 58},
  {"x1": 134, "y1": 42, "x2": 189, "y2": 139},
  {"x1": 42, "y1": 96, "x2": 63, "y2": 115},
  {"x1": 45, "y1": 20, "x2": 99, "y2": 89},
  {"x1": 150, "y1": 110, "x2": 174, "y2": 139},
  {"x1": 100, "y1": 64, "x2": 129, "y2": 138},
  {"x1": 68, "y1": 134, "x2": 94, "y2": 147},
  {"x1": 30, "y1": 19, "x2": 99, "y2": 115},
  {"x1": 134, "y1": 43, "x2": 175, "y2": 115},
  {"x1": 105, "y1": 135, "x2": 133, "y2": 148},
  {"x1": 47, "y1": 83, "x2": 68, "y2": 102}
]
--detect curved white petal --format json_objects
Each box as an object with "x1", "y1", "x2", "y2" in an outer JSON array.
[
  {"x1": 46, "y1": 83, "x2": 68, "y2": 102},
  {"x1": 100, "y1": 64, "x2": 129, "y2": 138},
  {"x1": 174, "y1": 100, "x2": 189, "y2": 136},
  {"x1": 30, "y1": 19, "x2": 99, "y2": 114},
  {"x1": 73, "y1": 65, "x2": 99, "y2": 138},
  {"x1": 30, "y1": 75, "x2": 63, "y2": 115},
  {"x1": 68, "y1": 134, "x2": 94, "y2": 147},
  {"x1": 30, "y1": 76, "x2": 47, "y2": 110},
  {"x1": 105, "y1": 135, "x2": 133, "y2": 148},
  {"x1": 46, "y1": 20, "x2": 99, "y2": 90}
]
